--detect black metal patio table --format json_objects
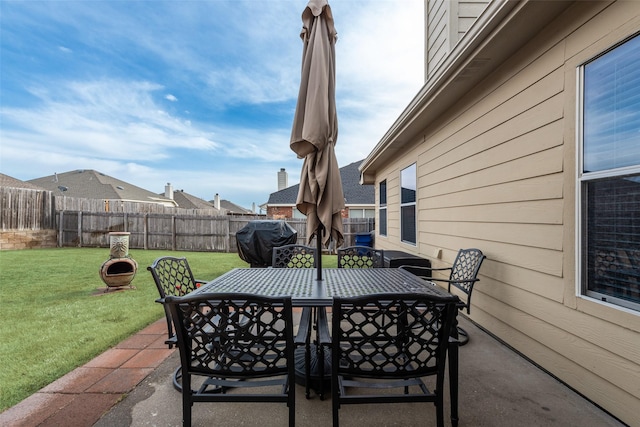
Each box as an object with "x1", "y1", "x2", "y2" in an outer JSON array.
[{"x1": 192, "y1": 267, "x2": 461, "y2": 426}]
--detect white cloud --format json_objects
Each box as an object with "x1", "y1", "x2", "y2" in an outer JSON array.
[{"x1": 0, "y1": 0, "x2": 425, "y2": 208}]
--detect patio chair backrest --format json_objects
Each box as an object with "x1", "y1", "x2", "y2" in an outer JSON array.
[
  {"x1": 147, "y1": 256, "x2": 201, "y2": 347},
  {"x1": 272, "y1": 244, "x2": 317, "y2": 268},
  {"x1": 165, "y1": 292, "x2": 295, "y2": 427},
  {"x1": 331, "y1": 292, "x2": 458, "y2": 427},
  {"x1": 332, "y1": 292, "x2": 457, "y2": 379},
  {"x1": 337, "y1": 246, "x2": 384, "y2": 268},
  {"x1": 449, "y1": 248, "x2": 486, "y2": 306},
  {"x1": 148, "y1": 256, "x2": 199, "y2": 298}
]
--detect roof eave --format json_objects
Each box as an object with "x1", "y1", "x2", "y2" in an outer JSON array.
[{"x1": 360, "y1": 0, "x2": 574, "y2": 185}]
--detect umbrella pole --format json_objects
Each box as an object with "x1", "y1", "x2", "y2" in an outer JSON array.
[{"x1": 316, "y1": 225, "x2": 323, "y2": 281}]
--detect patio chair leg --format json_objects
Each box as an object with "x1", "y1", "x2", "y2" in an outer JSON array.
[
  {"x1": 173, "y1": 366, "x2": 182, "y2": 391},
  {"x1": 457, "y1": 326, "x2": 469, "y2": 346},
  {"x1": 318, "y1": 344, "x2": 325, "y2": 400},
  {"x1": 305, "y1": 341, "x2": 311, "y2": 399}
]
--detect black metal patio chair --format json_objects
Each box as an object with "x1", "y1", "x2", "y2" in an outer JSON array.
[
  {"x1": 148, "y1": 256, "x2": 207, "y2": 390},
  {"x1": 331, "y1": 292, "x2": 459, "y2": 427},
  {"x1": 148, "y1": 256, "x2": 207, "y2": 347},
  {"x1": 272, "y1": 244, "x2": 330, "y2": 400},
  {"x1": 166, "y1": 293, "x2": 295, "y2": 427},
  {"x1": 337, "y1": 246, "x2": 384, "y2": 268},
  {"x1": 399, "y1": 248, "x2": 486, "y2": 345},
  {"x1": 272, "y1": 244, "x2": 317, "y2": 268}
]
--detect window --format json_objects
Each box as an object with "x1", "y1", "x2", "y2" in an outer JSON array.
[
  {"x1": 379, "y1": 180, "x2": 387, "y2": 236},
  {"x1": 401, "y1": 164, "x2": 416, "y2": 244},
  {"x1": 349, "y1": 209, "x2": 375, "y2": 219},
  {"x1": 579, "y1": 34, "x2": 640, "y2": 311}
]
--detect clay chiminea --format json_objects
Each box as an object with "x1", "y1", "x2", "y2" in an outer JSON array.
[{"x1": 99, "y1": 232, "x2": 138, "y2": 291}]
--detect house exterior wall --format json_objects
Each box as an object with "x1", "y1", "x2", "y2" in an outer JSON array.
[
  {"x1": 425, "y1": 0, "x2": 489, "y2": 80},
  {"x1": 377, "y1": 2, "x2": 640, "y2": 424},
  {"x1": 267, "y1": 206, "x2": 294, "y2": 219}
]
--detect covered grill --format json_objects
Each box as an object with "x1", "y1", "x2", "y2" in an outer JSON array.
[{"x1": 236, "y1": 220, "x2": 298, "y2": 267}]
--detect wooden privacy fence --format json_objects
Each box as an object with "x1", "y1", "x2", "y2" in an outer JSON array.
[
  {"x1": 0, "y1": 187, "x2": 55, "y2": 230},
  {"x1": 57, "y1": 211, "x2": 375, "y2": 252},
  {"x1": 0, "y1": 188, "x2": 375, "y2": 251}
]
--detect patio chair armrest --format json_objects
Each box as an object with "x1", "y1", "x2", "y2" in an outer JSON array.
[
  {"x1": 398, "y1": 265, "x2": 452, "y2": 279},
  {"x1": 316, "y1": 307, "x2": 331, "y2": 346},
  {"x1": 430, "y1": 277, "x2": 480, "y2": 287},
  {"x1": 155, "y1": 297, "x2": 166, "y2": 304},
  {"x1": 294, "y1": 307, "x2": 313, "y2": 345},
  {"x1": 399, "y1": 265, "x2": 451, "y2": 272}
]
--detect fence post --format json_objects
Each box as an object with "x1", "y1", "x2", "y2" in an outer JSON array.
[
  {"x1": 143, "y1": 213, "x2": 148, "y2": 250},
  {"x1": 171, "y1": 215, "x2": 176, "y2": 251},
  {"x1": 77, "y1": 211, "x2": 83, "y2": 247},
  {"x1": 58, "y1": 211, "x2": 63, "y2": 248},
  {"x1": 225, "y1": 217, "x2": 230, "y2": 253}
]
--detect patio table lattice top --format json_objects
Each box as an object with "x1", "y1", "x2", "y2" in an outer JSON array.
[{"x1": 193, "y1": 268, "x2": 458, "y2": 306}]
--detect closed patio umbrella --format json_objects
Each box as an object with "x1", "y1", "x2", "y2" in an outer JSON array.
[{"x1": 290, "y1": 0, "x2": 344, "y2": 280}]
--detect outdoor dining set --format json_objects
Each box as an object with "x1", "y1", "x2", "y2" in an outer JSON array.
[
  {"x1": 148, "y1": 245, "x2": 485, "y2": 427},
  {"x1": 144, "y1": 3, "x2": 489, "y2": 424}
]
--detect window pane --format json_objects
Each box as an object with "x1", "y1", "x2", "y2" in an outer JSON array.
[
  {"x1": 379, "y1": 180, "x2": 387, "y2": 236},
  {"x1": 401, "y1": 164, "x2": 417, "y2": 244},
  {"x1": 401, "y1": 205, "x2": 416, "y2": 244},
  {"x1": 350, "y1": 209, "x2": 364, "y2": 219},
  {"x1": 379, "y1": 180, "x2": 387, "y2": 205},
  {"x1": 401, "y1": 165, "x2": 416, "y2": 203},
  {"x1": 583, "y1": 176, "x2": 640, "y2": 308},
  {"x1": 584, "y1": 35, "x2": 640, "y2": 172},
  {"x1": 379, "y1": 208, "x2": 387, "y2": 236}
]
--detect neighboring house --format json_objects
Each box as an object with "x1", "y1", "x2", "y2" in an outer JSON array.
[
  {"x1": 161, "y1": 184, "x2": 256, "y2": 215},
  {"x1": 29, "y1": 170, "x2": 176, "y2": 207},
  {"x1": 161, "y1": 183, "x2": 221, "y2": 214},
  {"x1": 264, "y1": 160, "x2": 374, "y2": 219},
  {"x1": 213, "y1": 197, "x2": 257, "y2": 216},
  {"x1": 360, "y1": 1, "x2": 639, "y2": 424},
  {"x1": 0, "y1": 173, "x2": 46, "y2": 190}
]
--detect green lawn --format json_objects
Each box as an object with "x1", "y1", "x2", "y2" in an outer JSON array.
[
  {"x1": 0, "y1": 247, "x2": 338, "y2": 411},
  {"x1": 0, "y1": 248, "x2": 252, "y2": 411}
]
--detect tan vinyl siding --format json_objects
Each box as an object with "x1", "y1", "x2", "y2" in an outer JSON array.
[
  {"x1": 426, "y1": 0, "x2": 448, "y2": 78},
  {"x1": 426, "y1": 0, "x2": 489, "y2": 80},
  {"x1": 379, "y1": 1, "x2": 640, "y2": 424},
  {"x1": 458, "y1": 1, "x2": 489, "y2": 36}
]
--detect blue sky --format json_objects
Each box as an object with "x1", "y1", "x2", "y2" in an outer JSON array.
[{"x1": 0, "y1": 0, "x2": 424, "y2": 209}]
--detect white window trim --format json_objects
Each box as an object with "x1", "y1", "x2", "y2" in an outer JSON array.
[
  {"x1": 400, "y1": 164, "x2": 417, "y2": 246},
  {"x1": 379, "y1": 180, "x2": 387, "y2": 237},
  {"x1": 575, "y1": 47, "x2": 640, "y2": 314}
]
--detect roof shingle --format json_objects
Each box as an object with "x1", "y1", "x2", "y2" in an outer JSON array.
[{"x1": 267, "y1": 160, "x2": 373, "y2": 205}]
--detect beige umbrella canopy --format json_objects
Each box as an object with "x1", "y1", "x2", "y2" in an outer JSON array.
[{"x1": 290, "y1": 0, "x2": 344, "y2": 251}]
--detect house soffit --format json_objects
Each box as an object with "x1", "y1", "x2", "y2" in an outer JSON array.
[{"x1": 360, "y1": 0, "x2": 575, "y2": 184}]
